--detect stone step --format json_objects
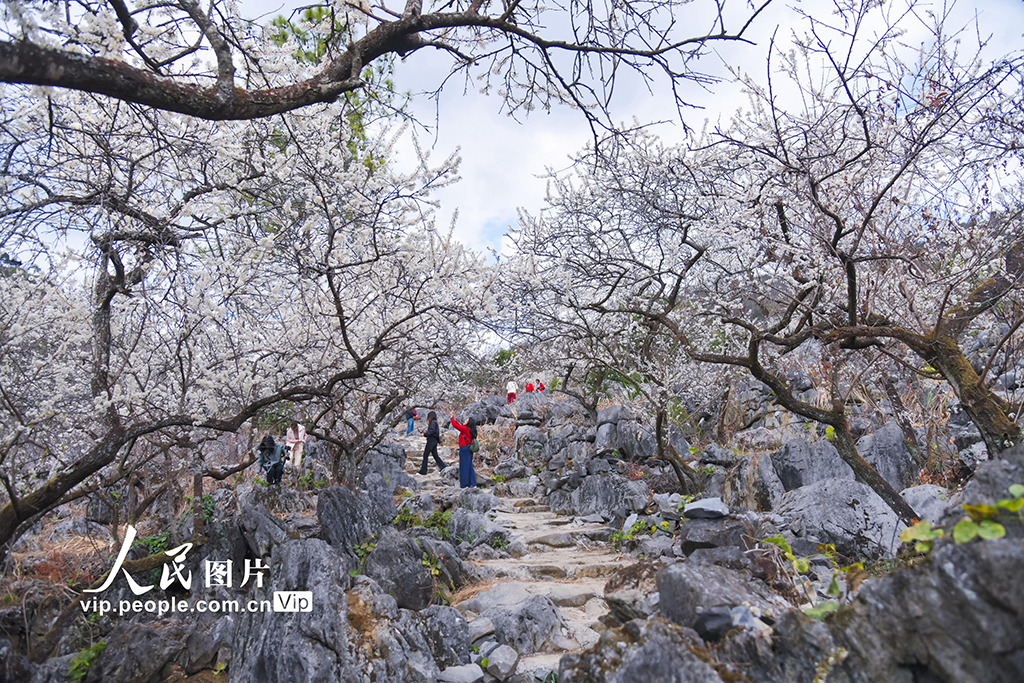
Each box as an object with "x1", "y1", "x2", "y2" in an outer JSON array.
[{"x1": 517, "y1": 505, "x2": 551, "y2": 513}]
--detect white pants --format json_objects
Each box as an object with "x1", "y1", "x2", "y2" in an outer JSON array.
[{"x1": 289, "y1": 443, "x2": 304, "y2": 471}]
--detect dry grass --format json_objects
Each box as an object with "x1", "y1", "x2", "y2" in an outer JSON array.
[{"x1": 449, "y1": 576, "x2": 503, "y2": 605}]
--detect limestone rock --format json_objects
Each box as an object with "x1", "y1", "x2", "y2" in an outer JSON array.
[
  {"x1": 559, "y1": 619, "x2": 722, "y2": 683},
  {"x1": 230, "y1": 538, "x2": 356, "y2": 683},
  {"x1": 775, "y1": 478, "x2": 905, "y2": 560},
  {"x1": 657, "y1": 562, "x2": 789, "y2": 632},
  {"x1": 604, "y1": 561, "x2": 661, "y2": 623},
  {"x1": 770, "y1": 439, "x2": 854, "y2": 491},
  {"x1": 683, "y1": 497, "x2": 730, "y2": 519},
  {"x1": 856, "y1": 421, "x2": 919, "y2": 491},
  {"x1": 722, "y1": 451, "x2": 785, "y2": 512},
  {"x1": 364, "y1": 532, "x2": 437, "y2": 611},
  {"x1": 421, "y1": 605, "x2": 471, "y2": 668},
  {"x1": 571, "y1": 474, "x2": 650, "y2": 517},
  {"x1": 483, "y1": 644, "x2": 519, "y2": 680},
  {"x1": 317, "y1": 480, "x2": 396, "y2": 561},
  {"x1": 899, "y1": 484, "x2": 952, "y2": 525},
  {"x1": 437, "y1": 663, "x2": 485, "y2": 683}
]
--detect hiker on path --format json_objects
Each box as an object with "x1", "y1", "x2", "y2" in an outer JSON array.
[
  {"x1": 450, "y1": 411, "x2": 478, "y2": 488},
  {"x1": 285, "y1": 420, "x2": 307, "y2": 472},
  {"x1": 256, "y1": 435, "x2": 287, "y2": 485},
  {"x1": 404, "y1": 405, "x2": 418, "y2": 435},
  {"x1": 506, "y1": 379, "x2": 518, "y2": 405},
  {"x1": 418, "y1": 411, "x2": 448, "y2": 474}
]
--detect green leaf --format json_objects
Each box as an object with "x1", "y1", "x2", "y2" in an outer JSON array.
[
  {"x1": 1008, "y1": 484, "x2": 1024, "y2": 498},
  {"x1": 997, "y1": 498, "x2": 1024, "y2": 512},
  {"x1": 480, "y1": 658, "x2": 489, "y2": 668},
  {"x1": 793, "y1": 557, "x2": 810, "y2": 573},
  {"x1": 953, "y1": 519, "x2": 979, "y2": 544},
  {"x1": 761, "y1": 535, "x2": 793, "y2": 555},
  {"x1": 977, "y1": 520, "x2": 1006, "y2": 540},
  {"x1": 802, "y1": 601, "x2": 841, "y2": 621},
  {"x1": 914, "y1": 541, "x2": 933, "y2": 553},
  {"x1": 962, "y1": 504, "x2": 999, "y2": 522},
  {"x1": 900, "y1": 521, "x2": 943, "y2": 543},
  {"x1": 827, "y1": 575, "x2": 841, "y2": 597}
]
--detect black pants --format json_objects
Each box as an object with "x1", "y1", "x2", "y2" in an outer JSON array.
[
  {"x1": 266, "y1": 461, "x2": 284, "y2": 485},
  {"x1": 420, "y1": 439, "x2": 446, "y2": 473}
]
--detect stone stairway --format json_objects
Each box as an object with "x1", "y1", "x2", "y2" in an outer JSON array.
[{"x1": 396, "y1": 428, "x2": 633, "y2": 680}]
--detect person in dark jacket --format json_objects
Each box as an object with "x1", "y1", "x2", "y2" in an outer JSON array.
[
  {"x1": 256, "y1": 435, "x2": 286, "y2": 485},
  {"x1": 449, "y1": 412, "x2": 478, "y2": 488},
  {"x1": 418, "y1": 411, "x2": 447, "y2": 474}
]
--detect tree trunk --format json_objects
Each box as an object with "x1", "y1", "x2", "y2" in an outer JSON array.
[
  {"x1": 655, "y1": 410, "x2": 698, "y2": 495},
  {"x1": 0, "y1": 428, "x2": 126, "y2": 562},
  {"x1": 926, "y1": 334, "x2": 1020, "y2": 458},
  {"x1": 878, "y1": 374, "x2": 925, "y2": 468},
  {"x1": 831, "y1": 418, "x2": 918, "y2": 525}
]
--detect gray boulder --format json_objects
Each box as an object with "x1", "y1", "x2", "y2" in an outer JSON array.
[
  {"x1": 571, "y1": 474, "x2": 649, "y2": 517},
  {"x1": 363, "y1": 441, "x2": 417, "y2": 492},
  {"x1": 770, "y1": 439, "x2": 854, "y2": 491},
  {"x1": 775, "y1": 478, "x2": 905, "y2": 560},
  {"x1": 437, "y1": 663, "x2": 485, "y2": 683},
  {"x1": 461, "y1": 396, "x2": 510, "y2": 425},
  {"x1": 856, "y1": 421, "x2": 919, "y2": 491},
  {"x1": 457, "y1": 584, "x2": 569, "y2": 654},
  {"x1": 447, "y1": 508, "x2": 489, "y2": 546},
  {"x1": 317, "y1": 480, "x2": 396, "y2": 560},
  {"x1": 493, "y1": 459, "x2": 529, "y2": 480},
  {"x1": 900, "y1": 484, "x2": 952, "y2": 525},
  {"x1": 483, "y1": 643, "x2": 519, "y2": 680},
  {"x1": 616, "y1": 420, "x2": 657, "y2": 461},
  {"x1": 559, "y1": 619, "x2": 722, "y2": 683},
  {"x1": 657, "y1": 562, "x2": 789, "y2": 632},
  {"x1": 828, "y1": 538, "x2": 1024, "y2": 682},
  {"x1": 594, "y1": 422, "x2": 617, "y2": 455},
  {"x1": 676, "y1": 516, "x2": 757, "y2": 556},
  {"x1": 230, "y1": 538, "x2": 356, "y2": 683},
  {"x1": 722, "y1": 451, "x2": 785, "y2": 512},
  {"x1": 603, "y1": 561, "x2": 661, "y2": 623},
  {"x1": 733, "y1": 426, "x2": 782, "y2": 453},
  {"x1": 373, "y1": 608, "x2": 443, "y2": 682},
  {"x1": 683, "y1": 497, "x2": 730, "y2": 519},
  {"x1": 364, "y1": 532, "x2": 440, "y2": 611},
  {"x1": 597, "y1": 405, "x2": 631, "y2": 425},
  {"x1": 514, "y1": 426, "x2": 546, "y2": 460},
  {"x1": 239, "y1": 501, "x2": 289, "y2": 558},
  {"x1": 458, "y1": 488, "x2": 501, "y2": 513},
  {"x1": 422, "y1": 605, "x2": 471, "y2": 668},
  {"x1": 76, "y1": 622, "x2": 185, "y2": 683}
]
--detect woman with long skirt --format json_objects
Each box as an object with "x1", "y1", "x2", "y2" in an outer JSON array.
[{"x1": 449, "y1": 412, "x2": 478, "y2": 488}]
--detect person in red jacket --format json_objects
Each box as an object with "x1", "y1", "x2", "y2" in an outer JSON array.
[
  {"x1": 449, "y1": 411, "x2": 478, "y2": 488},
  {"x1": 525, "y1": 382, "x2": 534, "y2": 392},
  {"x1": 535, "y1": 379, "x2": 545, "y2": 392}
]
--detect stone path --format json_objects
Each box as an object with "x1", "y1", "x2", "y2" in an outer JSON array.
[{"x1": 396, "y1": 427, "x2": 631, "y2": 678}]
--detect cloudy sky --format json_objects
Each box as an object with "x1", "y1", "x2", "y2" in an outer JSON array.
[{"x1": 241, "y1": 0, "x2": 1024, "y2": 255}]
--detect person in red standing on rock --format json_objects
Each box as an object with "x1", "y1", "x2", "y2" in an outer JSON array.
[
  {"x1": 525, "y1": 381, "x2": 534, "y2": 392},
  {"x1": 506, "y1": 379, "x2": 517, "y2": 405},
  {"x1": 449, "y1": 411, "x2": 478, "y2": 488}
]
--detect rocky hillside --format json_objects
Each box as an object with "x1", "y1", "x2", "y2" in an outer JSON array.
[{"x1": 2, "y1": 391, "x2": 1022, "y2": 683}]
